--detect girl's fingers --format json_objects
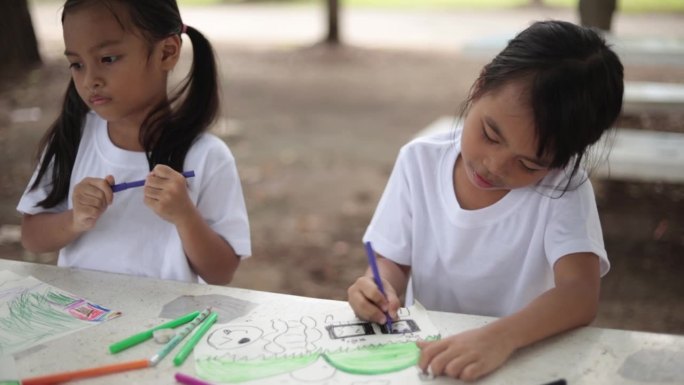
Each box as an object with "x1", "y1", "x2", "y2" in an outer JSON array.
[
  {"x1": 416, "y1": 340, "x2": 431, "y2": 349},
  {"x1": 146, "y1": 169, "x2": 185, "y2": 193},
  {"x1": 459, "y1": 361, "x2": 485, "y2": 382},
  {"x1": 417, "y1": 340, "x2": 448, "y2": 372},
  {"x1": 352, "y1": 289, "x2": 387, "y2": 323},
  {"x1": 443, "y1": 354, "x2": 475, "y2": 379},
  {"x1": 361, "y1": 278, "x2": 391, "y2": 312},
  {"x1": 144, "y1": 184, "x2": 162, "y2": 200},
  {"x1": 348, "y1": 279, "x2": 390, "y2": 324},
  {"x1": 75, "y1": 204, "x2": 101, "y2": 219},
  {"x1": 145, "y1": 173, "x2": 165, "y2": 189},
  {"x1": 151, "y1": 164, "x2": 174, "y2": 177},
  {"x1": 78, "y1": 178, "x2": 113, "y2": 206},
  {"x1": 355, "y1": 295, "x2": 387, "y2": 324},
  {"x1": 103, "y1": 175, "x2": 115, "y2": 204},
  {"x1": 77, "y1": 186, "x2": 109, "y2": 208},
  {"x1": 386, "y1": 293, "x2": 402, "y2": 319}
]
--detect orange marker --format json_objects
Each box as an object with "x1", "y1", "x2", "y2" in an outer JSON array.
[{"x1": 21, "y1": 359, "x2": 150, "y2": 385}]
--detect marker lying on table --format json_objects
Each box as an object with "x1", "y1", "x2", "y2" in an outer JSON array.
[
  {"x1": 364, "y1": 241, "x2": 393, "y2": 333},
  {"x1": 174, "y1": 312, "x2": 218, "y2": 366},
  {"x1": 111, "y1": 170, "x2": 195, "y2": 193},
  {"x1": 150, "y1": 307, "x2": 212, "y2": 366},
  {"x1": 21, "y1": 359, "x2": 150, "y2": 385},
  {"x1": 175, "y1": 372, "x2": 215, "y2": 385},
  {"x1": 109, "y1": 310, "x2": 201, "y2": 353},
  {"x1": 540, "y1": 379, "x2": 566, "y2": 385}
]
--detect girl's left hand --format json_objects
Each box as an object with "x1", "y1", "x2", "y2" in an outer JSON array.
[
  {"x1": 144, "y1": 164, "x2": 195, "y2": 224},
  {"x1": 416, "y1": 326, "x2": 516, "y2": 382}
]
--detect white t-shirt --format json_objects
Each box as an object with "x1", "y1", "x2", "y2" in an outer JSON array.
[
  {"x1": 364, "y1": 129, "x2": 609, "y2": 317},
  {"x1": 18, "y1": 111, "x2": 251, "y2": 282}
]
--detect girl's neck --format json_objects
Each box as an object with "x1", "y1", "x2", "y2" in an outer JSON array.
[
  {"x1": 107, "y1": 120, "x2": 144, "y2": 152},
  {"x1": 453, "y1": 155, "x2": 508, "y2": 210}
]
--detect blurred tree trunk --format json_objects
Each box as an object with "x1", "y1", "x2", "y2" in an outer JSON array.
[
  {"x1": 530, "y1": 0, "x2": 543, "y2": 5},
  {"x1": 0, "y1": 0, "x2": 41, "y2": 74},
  {"x1": 325, "y1": 0, "x2": 341, "y2": 45},
  {"x1": 579, "y1": 0, "x2": 617, "y2": 32}
]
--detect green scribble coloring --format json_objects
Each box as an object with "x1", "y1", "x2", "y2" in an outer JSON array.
[
  {"x1": 0, "y1": 381, "x2": 20, "y2": 385},
  {"x1": 196, "y1": 353, "x2": 319, "y2": 383},
  {"x1": 323, "y1": 342, "x2": 419, "y2": 375},
  {"x1": 45, "y1": 291, "x2": 79, "y2": 307},
  {"x1": 0, "y1": 290, "x2": 86, "y2": 354}
]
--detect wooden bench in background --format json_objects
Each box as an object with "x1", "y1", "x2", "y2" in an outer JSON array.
[{"x1": 624, "y1": 81, "x2": 684, "y2": 113}]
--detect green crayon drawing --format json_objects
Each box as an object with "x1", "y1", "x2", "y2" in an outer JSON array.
[
  {"x1": 0, "y1": 272, "x2": 117, "y2": 355},
  {"x1": 197, "y1": 353, "x2": 319, "y2": 383},
  {"x1": 323, "y1": 341, "x2": 420, "y2": 375},
  {"x1": 196, "y1": 339, "x2": 440, "y2": 383},
  {"x1": 45, "y1": 291, "x2": 81, "y2": 307},
  {"x1": 0, "y1": 290, "x2": 87, "y2": 353}
]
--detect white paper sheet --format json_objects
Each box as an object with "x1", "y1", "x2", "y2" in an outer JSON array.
[{"x1": 0, "y1": 270, "x2": 119, "y2": 355}]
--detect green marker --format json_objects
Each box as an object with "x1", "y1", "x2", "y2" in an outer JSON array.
[
  {"x1": 109, "y1": 310, "x2": 201, "y2": 354},
  {"x1": 173, "y1": 312, "x2": 218, "y2": 366}
]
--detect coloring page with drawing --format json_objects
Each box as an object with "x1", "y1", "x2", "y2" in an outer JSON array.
[{"x1": 194, "y1": 299, "x2": 446, "y2": 384}]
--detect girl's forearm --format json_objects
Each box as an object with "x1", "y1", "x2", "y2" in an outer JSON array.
[
  {"x1": 21, "y1": 211, "x2": 83, "y2": 253},
  {"x1": 174, "y1": 208, "x2": 240, "y2": 285},
  {"x1": 484, "y1": 282, "x2": 599, "y2": 352},
  {"x1": 367, "y1": 256, "x2": 411, "y2": 298}
]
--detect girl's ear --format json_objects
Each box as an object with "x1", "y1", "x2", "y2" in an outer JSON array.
[{"x1": 159, "y1": 35, "x2": 181, "y2": 71}]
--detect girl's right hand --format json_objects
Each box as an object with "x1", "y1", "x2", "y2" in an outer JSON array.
[
  {"x1": 347, "y1": 276, "x2": 401, "y2": 325},
  {"x1": 71, "y1": 175, "x2": 114, "y2": 232}
]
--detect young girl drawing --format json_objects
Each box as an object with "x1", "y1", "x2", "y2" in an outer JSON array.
[
  {"x1": 348, "y1": 20, "x2": 623, "y2": 380},
  {"x1": 17, "y1": 0, "x2": 250, "y2": 284}
]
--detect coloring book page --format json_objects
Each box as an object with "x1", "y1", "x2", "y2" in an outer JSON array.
[
  {"x1": 194, "y1": 300, "x2": 445, "y2": 384},
  {"x1": 0, "y1": 270, "x2": 119, "y2": 355}
]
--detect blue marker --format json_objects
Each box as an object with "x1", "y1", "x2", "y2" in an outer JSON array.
[
  {"x1": 111, "y1": 170, "x2": 195, "y2": 193},
  {"x1": 364, "y1": 241, "x2": 393, "y2": 333}
]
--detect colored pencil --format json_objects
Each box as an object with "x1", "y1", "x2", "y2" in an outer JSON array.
[
  {"x1": 364, "y1": 241, "x2": 393, "y2": 332},
  {"x1": 112, "y1": 170, "x2": 195, "y2": 193},
  {"x1": 173, "y1": 312, "x2": 218, "y2": 366},
  {"x1": 175, "y1": 372, "x2": 214, "y2": 385},
  {"x1": 109, "y1": 310, "x2": 201, "y2": 353},
  {"x1": 150, "y1": 307, "x2": 212, "y2": 366},
  {"x1": 21, "y1": 359, "x2": 150, "y2": 385}
]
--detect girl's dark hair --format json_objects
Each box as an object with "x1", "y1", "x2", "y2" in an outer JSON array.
[
  {"x1": 462, "y1": 20, "x2": 623, "y2": 190},
  {"x1": 31, "y1": 0, "x2": 219, "y2": 208}
]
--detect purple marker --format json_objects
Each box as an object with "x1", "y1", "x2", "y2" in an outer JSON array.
[
  {"x1": 364, "y1": 241, "x2": 393, "y2": 333},
  {"x1": 175, "y1": 373, "x2": 214, "y2": 385},
  {"x1": 111, "y1": 170, "x2": 195, "y2": 193}
]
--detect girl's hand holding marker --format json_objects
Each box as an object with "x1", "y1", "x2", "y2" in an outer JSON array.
[
  {"x1": 71, "y1": 175, "x2": 115, "y2": 232},
  {"x1": 348, "y1": 242, "x2": 402, "y2": 330},
  {"x1": 143, "y1": 165, "x2": 197, "y2": 224}
]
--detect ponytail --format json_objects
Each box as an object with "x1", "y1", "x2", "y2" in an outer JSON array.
[{"x1": 143, "y1": 25, "x2": 219, "y2": 171}]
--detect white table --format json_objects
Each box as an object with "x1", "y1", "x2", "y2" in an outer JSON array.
[{"x1": 3, "y1": 259, "x2": 683, "y2": 385}]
